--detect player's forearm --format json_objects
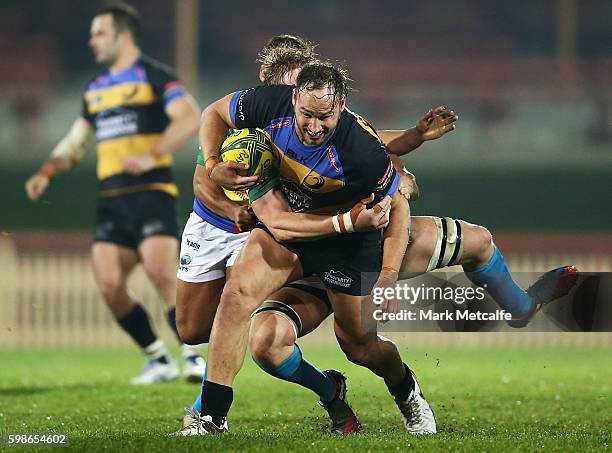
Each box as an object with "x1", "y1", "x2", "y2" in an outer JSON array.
[
  {"x1": 193, "y1": 165, "x2": 243, "y2": 219},
  {"x1": 382, "y1": 128, "x2": 424, "y2": 156},
  {"x1": 381, "y1": 193, "x2": 410, "y2": 272},
  {"x1": 261, "y1": 211, "x2": 337, "y2": 242},
  {"x1": 35, "y1": 156, "x2": 71, "y2": 179}
]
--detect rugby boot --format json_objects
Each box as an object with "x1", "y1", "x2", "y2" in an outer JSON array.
[
  {"x1": 319, "y1": 369, "x2": 362, "y2": 434},
  {"x1": 130, "y1": 357, "x2": 179, "y2": 385},
  {"x1": 508, "y1": 265, "x2": 579, "y2": 328},
  {"x1": 173, "y1": 408, "x2": 228, "y2": 436},
  {"x1": 394, "y1": 371, "x2": 436, "y2": 434}
]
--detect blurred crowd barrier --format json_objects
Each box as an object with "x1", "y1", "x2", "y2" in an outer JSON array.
[{"x1": 1, "y1": 232, "x2": 611, "y2": 349}]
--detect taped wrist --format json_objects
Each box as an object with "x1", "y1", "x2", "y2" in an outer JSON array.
[
  {"x1": 333, "y1": 211, "x2": 357, "y2": 234},
  {"x1": 38, "y1": 162, "x2": 56, "y2": 178}
]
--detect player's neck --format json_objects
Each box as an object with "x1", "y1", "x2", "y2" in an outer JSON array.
[{"x1": 110, "y1": 45, "x2": 140, "y2": 73}]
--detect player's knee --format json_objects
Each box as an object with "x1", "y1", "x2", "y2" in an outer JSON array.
[
  {"x1": 143, "y1": 265, "x2": 175, "y2": 290},
  {"x1": 95, "y1": 275, "x2": 126, "y2": 306},
  {"x1": 339, "y1": 339, "x2": 374, "y2": 368},
  {"x1": 468, "y1": 224, "x2": 494, "y2": 260},
  {"x1": 177, "y1": 317, "x2": 210, "y2": 345},
  {"x1": 249, "y1": 326, "x2": 278, "y2": 368},
  {"x1": 249, "y1": 315, "x2": 295, "y2": 368},
  {"x1": 222, "y1": 280, "x2": 261, "y2": 315}
]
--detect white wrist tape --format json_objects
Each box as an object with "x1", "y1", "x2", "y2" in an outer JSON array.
[
  {"x1": 332, "y1": 215, "x2": 341, "y2": 234},
  {"x1": 342, "y1": 212, "x2": 355, "y2": 233},
  {"x1": 333, "y1": 211, "x2": 356, "y2": 234}
]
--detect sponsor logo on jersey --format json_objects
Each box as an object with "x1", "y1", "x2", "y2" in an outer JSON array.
[
  {"x1": 303, "y1": 174, "x2": 325, "y2": 190},
  {"x1": 180, "y1": 254, "x2": 192, "y2": 266},
  {"x1": 95, "y1": 109, "x2": 138, "y2": 141},
  {"x1": 122, "y1": 85, "x2": 139, "y2": 100},
  {"x1": 282, "y1": 182, "x2": 312, "y2": 211},
  {"x1": 323, "y1": 270, "x2": 353, "y2": 288},
  {"x1": 235, "y1": 89, "x2": 253, "y2": 122}
]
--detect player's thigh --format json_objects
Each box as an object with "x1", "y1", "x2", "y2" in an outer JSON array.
[
  {"x1": 267, "y1": 286, "x2": 331, "y2": 337},
  {"x1": 227, "y1": 228, "x2": 303, "y2": 299},
  {"x1": 91, "y1": 241, "x2": 139, "y2": 288},
  {"x1": 401, "y1": 216, "x2": 439, "y2": 273},
  {"x1": 138, "y1": 235, "x2": 180, "y2": 279},
  {"x1": 328, "y1": 289, "x2": 377, "y2": 345},
  {"x1": 176, "y1": 277, "x2": 225, "y2": 339}
]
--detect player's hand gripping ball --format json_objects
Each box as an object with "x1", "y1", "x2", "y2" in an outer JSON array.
[{"x1": 219, "y1": 128, "x2": 279, "y2": 201}]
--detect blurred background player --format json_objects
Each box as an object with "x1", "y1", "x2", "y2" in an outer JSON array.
[{"x1": 24, "y1": 2, "x2": 204, "y2": 384}]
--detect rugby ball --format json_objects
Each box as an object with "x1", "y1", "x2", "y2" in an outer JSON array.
[{"x1": 219, "y1": 128, "x2": 278, "y2": 201}]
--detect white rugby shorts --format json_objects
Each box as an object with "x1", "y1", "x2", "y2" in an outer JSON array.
[{"x1": 176, "y1": 212, "x2": 249, "y2": 283}]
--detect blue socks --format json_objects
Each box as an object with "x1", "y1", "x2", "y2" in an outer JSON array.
[
  {"x1": 464, "y1": 247, "x2": 533, "y2": 317},
  {"x1": 191, "y1": 362, "x2": 207, "y2": 411},
  {"x1": 255, "y1": 344, "x2": 335, "y2": 401},
  {"x1": 193, "y1": 345, "x2": 335, "y2": 410}
]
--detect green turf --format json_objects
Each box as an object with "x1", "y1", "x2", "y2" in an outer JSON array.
[{"x1": 0, "y1": 347, "x2": 609, "y2": 452}]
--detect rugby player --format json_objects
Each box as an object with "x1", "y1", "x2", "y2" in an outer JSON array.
[
  {"x1": 177, "y1": 42, "x2": 576, "y2": 436},
  {"x1": 24, "y1": 3, "x2": 205, "y2": 384},
  {"x1": 176, "y1": 41, "x2": 462, "y2": 435},
  {"x1": 180, "y1": 61, "x2": 439, "y2": 436}
]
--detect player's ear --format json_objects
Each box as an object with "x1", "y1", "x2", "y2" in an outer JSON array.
[
  {"x1": 259, "y1": 65, "x2": 266, "y2": 83},
  {"x1": 291, "y1": 88, "x2": 297, "y2": 106},
  {"x1": 338, "y1": 96, "x2": 346, "y2": 112}
]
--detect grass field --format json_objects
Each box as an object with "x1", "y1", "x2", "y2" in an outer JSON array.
[{"x1": 0, "y1": 347, "x2": 610, "y2": 452}]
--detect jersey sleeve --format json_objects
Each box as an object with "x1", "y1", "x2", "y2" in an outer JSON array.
[
  {"x1": 229, "y1": 85, "x2": 293, "y2": 129},
  {"x1": 247, "y1": 167, "x2": 281, "y2": 204},
  {"x1": 80, "y1": 94, "x2": 94, "y2": 125},
  {"x1": 146, "y1": 59, "x2": 188, "y2": 107},
  {"x1": 354, "y1": 135, "x2": 400, "y2": 203},
  {"x1": 369, "y1": 158, "x2": 400, "y2": 203}
]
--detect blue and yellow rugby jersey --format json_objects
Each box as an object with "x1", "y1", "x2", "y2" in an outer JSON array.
[
  {"x1": 81, "y1": 54, "x2": 187, "y2": 198},
  {"x1": 229, "y1": 85, "x2": 399, "y2": 214}
]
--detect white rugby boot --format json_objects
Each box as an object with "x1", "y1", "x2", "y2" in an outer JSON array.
[
  {"x1": 394, "y1": 371, "x2": 437, "y2": 434},
  {"x1": 130, "y1": 357, "x2": 179, "y2": 385},
  {"x1": 183, "y1": 355, "x2": 206, "y2": 383},
  {"x1": 172, "y1": 408, "x2": 228, "y2": 436}
]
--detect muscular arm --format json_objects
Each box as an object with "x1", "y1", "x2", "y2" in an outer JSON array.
[
  {"x1": 193, "y1": 164, "x2": 256, "y2": 232},
  {"x1": 380, "y1": 106, "x2": 458, "y2": 157},
  {"x1": 155, "y1": 95, "x2": 201, "y2": 155},
  {"x1": 374, "y1": 191, "x2": 410, "y2": 315},
  {"x1": 379, "y1": 128, "x2": 424, "y2": 156},
  {"x1": 381, "y1": 191, "x2": 410, "y2": 272},
  {"x1": 251, "y1": 188, "x2": 390, "y2": 242},
  {"x1": 200, "y1": 94, "x2": 236, "y2": 163},
  {"x1": 199, "y1": 94, "x2": 260, "y2": 189}
]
